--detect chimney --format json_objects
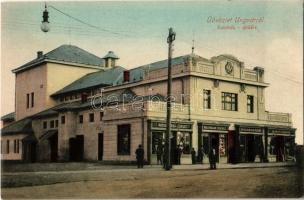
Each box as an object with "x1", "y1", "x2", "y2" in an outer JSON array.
[
  {"x1": 102, "y1": 51, "x2": 119, "y2": 68},
  {"x1": 81, "y1": 92, "x2": 88, "y2": 103},
  {"x1": 37, "y1": 51, "x2": 43, "y2": 58},
  {"x1": 123, "y1": 70, "x2": 130, "y2": 83}
]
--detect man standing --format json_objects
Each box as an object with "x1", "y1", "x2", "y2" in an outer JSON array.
[
  {"x1": 191, "y1": 148, "x2": 196, "y2": 164},
  {"x1": 156, "y1": 143, "x2": 163, "y2": 165},
  {"x1": 135, "y1": 144, "x2": 144, "y2": 168},
  {"x1": 209, "y1": 147, "x2": 217, "y2": 170}
]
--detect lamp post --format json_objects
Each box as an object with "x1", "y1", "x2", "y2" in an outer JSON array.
[{"x1": 164, "y1": 27, "x2": 176, "y2": 171}]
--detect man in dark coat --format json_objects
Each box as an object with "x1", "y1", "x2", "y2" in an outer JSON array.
[
  {"x1": 209, "y1": 147, "x2": 217, "y2": 169},
  {"x1": 135, "y1": 144, "x2": 144, "y2": 168},
  {"x1": 156, "y1": 143, "x2": 163, "y2": 165},
  {"x1": 191, "y1": 148, "x2": 196, "y2": 164}
]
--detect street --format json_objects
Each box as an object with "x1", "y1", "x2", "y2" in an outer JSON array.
[{"x1": 1, "y1": 164, "x2": 303, "y2": 198}]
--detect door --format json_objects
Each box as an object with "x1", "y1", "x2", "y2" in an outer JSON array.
[
  {"x1": 98, "y1": 133, "x2": 103, "y2": 161},
  {"x1": 210, "y1": 134, "x2": 219, "y2": 162},
  {"x1": 49, "y1": 133, "x2": 58, "y2": 162}
]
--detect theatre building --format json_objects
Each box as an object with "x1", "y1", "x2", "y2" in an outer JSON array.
[{"x1": 1, "y1": 44, "x2": 295, "y2": 164}]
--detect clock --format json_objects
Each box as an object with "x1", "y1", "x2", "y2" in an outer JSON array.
[{"x1": 225, "y1": 62, "x2": 233, "y2": 74}]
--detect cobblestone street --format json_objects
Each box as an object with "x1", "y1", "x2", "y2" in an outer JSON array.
[{"x1": 1, "y1": 164, "x2": 303, "y2": 199}]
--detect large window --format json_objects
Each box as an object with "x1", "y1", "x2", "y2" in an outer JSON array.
[
  {"x1": 247, "y1": 95, "x2": 254, "y2": 113},
  {"x1": 203, "y1": 89, "x2": 211, "y2": 109},
  {"x1": 117, "y1": 124, "x2": 131, "y2": 155},
  {"x1": 89, "y1": 113, "x2": 94, "y2": 122},
  {"x1": 221, "y1": 92, "x2": 238, "y2": 111}
]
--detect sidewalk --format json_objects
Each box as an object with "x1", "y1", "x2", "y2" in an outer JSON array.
[{"x1": 2, "y1": 161, "x2": 295, "y2": 175}]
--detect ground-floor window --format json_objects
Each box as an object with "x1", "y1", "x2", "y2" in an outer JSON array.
[
  {"x1": 176, "y1": 132, "x2": 191, "y2": 154},
  {"x1": 117, "y1": 124, "x2": 131, "y2": 155},
  {"x1": 268, "y1": 136, "x2": 294, "y2": 162},
  {"x1": 239, "y1": 134, "x2": 263, "y2": 162}
]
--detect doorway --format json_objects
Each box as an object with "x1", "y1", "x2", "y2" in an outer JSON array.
[
  {"x1": 69, "y1": 135, "x2": 84, "y2": 161},
  {"x1": 49, "y1": 132, "x2": 58, "y2": 162},
  {"x1": 98, "y1": 133, "x2": 103, "y2": 161}
]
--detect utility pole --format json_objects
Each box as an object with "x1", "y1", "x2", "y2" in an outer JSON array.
[{"x1": 164, "y1": 27, "x2": 176, "y2": 171}]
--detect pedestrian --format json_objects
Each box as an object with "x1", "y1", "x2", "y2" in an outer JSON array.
[
  {"x1": 135, "y1": 144, "x2": 144, "y2": 168},
  {"x1": 156, "y1": 143, "x2": 163, "y2": 165},
  {"x1": 209, "y1": 147, "x2": 217, "y2": 170},
  {"x1": 191, "y1": 148, "x2": 196, "y2": 164},
  {"x1": 197, "y1": 146, "x2": 204, "y2": 164}
]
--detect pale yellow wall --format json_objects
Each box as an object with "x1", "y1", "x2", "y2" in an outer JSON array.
[
  {"x1": 46, "y1": 63, "x2": 99, "y2": 107},
  {"x1": 15, "y1": 65, "x2": 48, "y2": 120},
  {"x1": 1, "y1": 134, "x2": 26, "y2": 160}
]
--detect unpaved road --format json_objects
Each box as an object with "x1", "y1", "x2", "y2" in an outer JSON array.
[{"x1": 1, "y1": 167, "x2": 303, "y2": 198}]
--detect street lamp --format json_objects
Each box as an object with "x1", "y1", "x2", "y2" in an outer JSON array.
[{"x1": 41, "y1": 3, "x2": 50, "y2": 33}]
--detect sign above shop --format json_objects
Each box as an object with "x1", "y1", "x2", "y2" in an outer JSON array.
[
  {"x1": 202, "y1": 124, "x2": 228, "y2": 132},
  {"x1": 268, "y1": 128, "x2": 293, "y2": 135},
  {"x1": 239, "y1": 127, "x2": 263, "y2": 134},
  {"x1": 151, "y1": 121, "x2": 192, "y2": 131}
]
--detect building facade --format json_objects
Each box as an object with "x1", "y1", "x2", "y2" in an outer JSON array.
[{"x1": 1, "y1": 45, "x2": 296, "y2": 164}]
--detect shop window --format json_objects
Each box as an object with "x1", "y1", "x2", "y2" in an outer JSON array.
[
  {"x1": 247, "y1": 95, "x2": 254, "y2": 113},
  {"x1": 43, "y1": 121, "x2": 47, "y2": 129},
  {"x1": 176, "y1": 132, "x2": 191, "y2": 154},
  {"x1": 89, "y1": 113, "x2": 94, "y2": 122},
  {"x1": 55, "y1": 120, "x2": 58, "y2": 127},
  {"x1": 203, "y1": 89, "x2": 211, "y2": 109},
  {"x1": 79, "y1": 115, "x2": 83, "y2": 124},
  {"x1": 117, "y1": 124, "x2": 131, "y2": 155},
  {"x1": 50, "y1": 120, "x2": 55, "y2": 128},
  {"x1": 221, "y1": 92, "x2": 238, "y2": 111},
  {"x1": 61, "y1": 116, "x2": 65, "y2": 124},
  {"x1": 6, "y1": 140, "x2": 10, "y2": 154}
]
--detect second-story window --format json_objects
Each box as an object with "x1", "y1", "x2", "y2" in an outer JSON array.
[
  {"x1": 203, "y1": 90, "x2": 211, "y2": 109},
  {"x1": 221, "y1": 92, "x2": 238, "y2": 111},
  {"x1": 61, "y1": 116, "x2": 65, "y2": 124},
  {"x1": 247, "y1": 95, "x2": 254, "y2": 113},
  {"x1": 50, "y1": 120, "x2": 55, "y2": 128},
  {"x1": 26, "y1": 94, "x2": 30, "y2": 108},
  {"x1": 89, "y1": 113, "x2": 94, "y2": 122},
  {"x1": 79, "y1": 115, "x2": 83, "y2": 124},
  {"x1": 43, "y1": 121, "x2": 47, "y2": 129},
  {"x1": 31, "y1": 92, "x2": 34, "y2": 107}
]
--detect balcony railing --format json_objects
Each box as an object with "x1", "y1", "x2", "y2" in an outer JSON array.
[{"x1": 267, "y1": 112, "x2": 291, "y2": 123}]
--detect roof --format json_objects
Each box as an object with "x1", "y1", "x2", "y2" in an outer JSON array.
[
  {"x1": 1, "y1": 117, "x2": 33, "y2": 136},
  {"x1": 1, "y1": 112, "x2": 15, "y2": 121},
  {"x1": 52, "y1": 66, "x2": 126, "y2": 96},
  {"x1": 102, "y1": 51, "x2": 119, "y2": 59},
  {"x1": 12, "y1": 45, "x2": 105, "y2": 73}
]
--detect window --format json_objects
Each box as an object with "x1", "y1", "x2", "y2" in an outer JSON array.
[
  {"x1": 14, "y1": 140, "x2": 19, "y2": 153},
  {"x1": 247, "y1": 95, "x2": 254, "y2": 113},
  {"x1": 26, "y1": 93, "x2": 30, "y2": 108},
  {"x1": 89, "y1": 113, "x2": 94, "y2": 122},
  {"x1": 43, "y1": 121, "x2": 47, "y2": 129},
  {"x1": 79, "y1": 115, "x2": 83, "y2": 124},
  {"x1": 221, "y1": 92, "x2": 238, "y2": 111},
  {"x1": 61, "y1": 116, "x2": 65, "y2": 124},
  {"x1": 50, "y1": 120, "x2": 55, "y2": 128},
  {"x1": 6, "y1": 140, "x2": 10, "y2": 154},
  {"x1": 55, "y1": 120, "x2": 58, "y2": 127},
  {"x1": 100, "y1": 112, "x2": 104, "y2": 121},
  {"x1": 59, "y1": 96, "x2": 64, "y2": 102},
  {"x1": 31, "y1": 92, "x2": 34, "y2": 107},
  {"x1": 203, "y1": 90, "x2": 211, "y2": 109},
  {"x1": 117, "y1": 124, "x2": 131, "y2": 155}
]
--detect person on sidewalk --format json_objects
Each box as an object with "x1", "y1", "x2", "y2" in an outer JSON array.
[
  {"x1": 156, "y1": 143, "x2": 163, "y2": 165},
  {"x1": 135, "y1": 144, "x2": 144, "y2": 168},
  {"x1": 191, "y1": 148, "x2": 196, "y2": 164},
  {"x1": 209, "y1": 147, "x2": 217, "y2": 170}
]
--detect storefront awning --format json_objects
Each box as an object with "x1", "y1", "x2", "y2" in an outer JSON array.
[{"x1": 39, "y1": 130, "x2": 57, "y2": 141}]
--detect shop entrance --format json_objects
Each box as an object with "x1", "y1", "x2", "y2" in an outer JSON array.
[
  {"x1": 240, "y1": 134, "x2": 263, "y2": 162},
  {"x1": 201, "y1": 133, "x2": 227, "y2": 163},
  {"x1": 151, "y1": 131, "x2": 165, "y2": 165},
  {"x1": 98, "y1": 133, "x2": 103, "y2": 161}
]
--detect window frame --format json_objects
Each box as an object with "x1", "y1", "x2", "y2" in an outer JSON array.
[
  {"x1": 221, "y1": 92, "x2": 238, "y2": 111},
  {"x1": 203, "y1": 89, "x2": 211, "y2": 109},
  {"x1": 6, "y1": 140, "x2": 10, "y2": 154},
  {"x1": 31, "y1": 92, "x2": 34, "y2": 107},
  {"x1": 26, "y1": 93, "x2": 30, "y2": 109},
  {"x1": 89, "y1": 113, "x2": 94, "y2": 122},
  {"x1": 79, "y1": 115, "x2": 84, "y2": 124},
  {"x1": 247, "y1": 95, "x2": 254, "y2": 113},
  {"x1": 117, "y1": 124, "x2": 131, "y2": 155}
]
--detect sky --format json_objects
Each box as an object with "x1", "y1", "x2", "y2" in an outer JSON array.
[{"x1": 1, "y1": 0, "x2": 303, "y2": 144}]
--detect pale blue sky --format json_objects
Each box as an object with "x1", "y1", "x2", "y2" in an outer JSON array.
[{"x1": 1, "y1": 1, "x2": 303, "y2": 143}]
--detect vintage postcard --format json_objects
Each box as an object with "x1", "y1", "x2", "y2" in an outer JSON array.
[{"x1": 1, "y1": 0, "x2": 303, "y2": 198}]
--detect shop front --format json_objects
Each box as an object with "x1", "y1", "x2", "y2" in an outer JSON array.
[
  {"x1": 238, "y1": 126, "x2": 264, "y2": 163},
  {"x1": 149, "y1": 120, "x2": 193, "y2": 165},
  {"x1": 198, "y1": 123, "x2": 230, "y2": 164},
  {"x1": 267, "y1": 128, "x2": 295, "y2": 162}
]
